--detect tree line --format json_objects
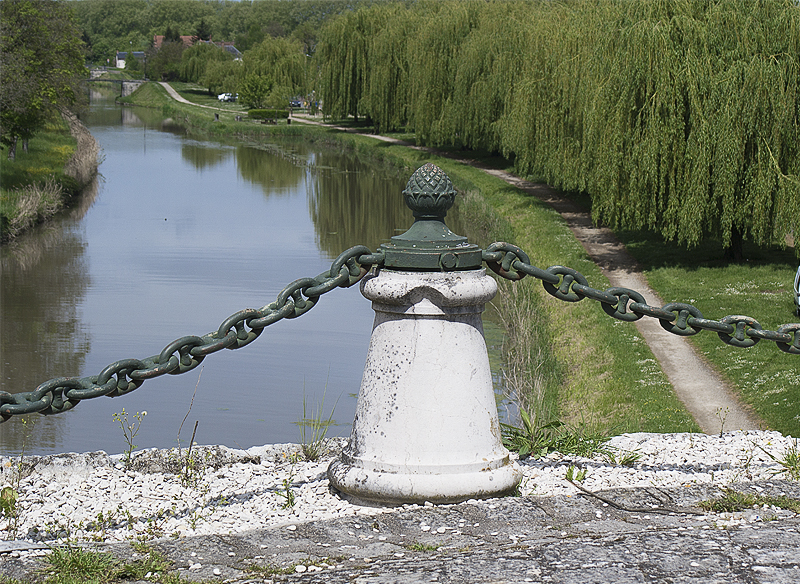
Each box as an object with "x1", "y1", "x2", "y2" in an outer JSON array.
[
  {"x1": 73, "y1": 0, "x2": 387, "y2": 65},
  {"x1": 316, "y1": 0, "x2": 800, "y2": 259}
]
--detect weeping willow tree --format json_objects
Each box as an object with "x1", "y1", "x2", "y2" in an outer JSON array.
[
  {"x1": 576, "y1": 0, "x2": 800, "y2": 259},
  {"x1": 242, "y1": 36, "x2": 307, "y2": 106},
  {"x1": 316, "y1": 0, "x2": 800, "y2": 257},
  {"x1": 407, "y1": 0, "x2": 483, "y2": 145},
  {"x1": 316, "y1": 8, "x2": 372, "y2": 121},
  {"x1": 442, "y1": 1, "x2": 531, "y2": 152},
  {"x1": 362, "y1": 3, "x2": 420, "y2": 133}
]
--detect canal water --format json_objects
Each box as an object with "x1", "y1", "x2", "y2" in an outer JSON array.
[{"x1": 1, "y1": 90, "x2": 504, "y2": 457}]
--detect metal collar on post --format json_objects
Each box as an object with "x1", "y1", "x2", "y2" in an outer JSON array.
[{"x1": 380, "y1": 163, "x2": 482, "y2": 271}]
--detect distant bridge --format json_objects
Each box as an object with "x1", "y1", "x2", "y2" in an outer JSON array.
[{"x1": 86, "y1": 77, "x2": 146, "y2": 97}]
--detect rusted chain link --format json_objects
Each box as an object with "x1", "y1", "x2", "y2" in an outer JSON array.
[
  {"x1": 482, "y1": 242, "x2": 800, "y2": 356},
  {"x1": 0, "y1": 246, "x2": 384, "y2": 422}
]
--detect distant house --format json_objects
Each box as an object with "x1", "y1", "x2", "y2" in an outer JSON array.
[
  {"x1": 152, "y1": 35, "x2": 195, "y2": 49},
  {"x1": 151, "y1": 35, "x2": 241, "y2": 59},
  {"x1": 196, "y1": 39, "x2": 242, "y2": 60},
  {"x1": 115, "y1": 51, "x2": 146, "y2": 68}
]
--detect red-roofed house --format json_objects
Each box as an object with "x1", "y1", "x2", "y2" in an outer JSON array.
[{"x1": 153, "y1": 35, "x2": 195, "y2": 49}]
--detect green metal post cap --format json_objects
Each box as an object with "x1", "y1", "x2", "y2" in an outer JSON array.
[{"x1": 381, "y1": 163, "x2": 482, "y2": 271}]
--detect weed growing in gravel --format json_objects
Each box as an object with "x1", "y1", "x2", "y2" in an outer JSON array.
[
  {"x1": 1, "y1": 417, "x2": 33, "y2": 540},
  {"x1": 603, "y1": 448, "x2": 641, "y2": 467},
  {"x1": 501, "y1": 408, "x2": 610, "y2": 460},
  {"x1": 565, "y1": 465, "x2": 587, "y2": 482},
  {"x1": 699, "y1": 488, "x2": 800, "y2": 513},
  {"x1": 715, "y1": 407, "x2": 730, "y2": 437},
  {"x1": 112, "y1": 408, "x2": 147, "y2": 468},
  {"x1": 278, "y1": 466, "x2": 297, "y2": 509},
  {"x1": 296, "y1": 386, "x2": 338, "y2": 462},
  {"x1": 756, "y1": 438, "x2": 800, "y2": 481}
]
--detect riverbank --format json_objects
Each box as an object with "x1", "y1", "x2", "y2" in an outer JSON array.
[
  {"x1": 0, "y1": 111, "x2": 100, "y2": 243},
  {"x1": 1, "y1": 432, "x2": 799, "y2": 583}
]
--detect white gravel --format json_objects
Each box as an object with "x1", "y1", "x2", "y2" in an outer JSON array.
[{"x1": 0, "y1": 430, "x2": 796, "y2": 546}]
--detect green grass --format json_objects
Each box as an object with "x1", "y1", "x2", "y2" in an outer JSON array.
[
  {"x1": 699, "y1": 488, "x2": 800, "y2": 514},
  {"x1": 168, "y1": 82, "x2": 246, "y2": 112},
  {"x1": 0, "y1": 117, "x2": 79, "y2": 239},
  {"x1": 24, "y1": 543, "x2": 210, "y2": 584},
  {"x1": 615, "y1": 229, "x2": 800, "y2": 435},
  {"x1": 0, "y1": 118, "x2": 76, "y2": 191},
  {"x1": 117, "y1": 81, "x2": 172, "y2": 109}
]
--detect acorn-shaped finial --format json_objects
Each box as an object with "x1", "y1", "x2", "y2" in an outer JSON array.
[{"x1": 402, "y1": 163, "x2": 456, "y2": 218}]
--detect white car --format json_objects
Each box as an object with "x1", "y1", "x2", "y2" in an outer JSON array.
[{"x1": 217, "y1": 93, "x2": 236, "y2": 102}]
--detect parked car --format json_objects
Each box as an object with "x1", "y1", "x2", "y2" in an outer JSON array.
[
  {"x1": 289, "y1": 99, "x2": 302, "y2": 108},
  {"x1": 217, "y1": 93, "x2": 236, "y2": 102}
]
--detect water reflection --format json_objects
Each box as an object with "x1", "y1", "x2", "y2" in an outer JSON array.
[
  {"x1": 181, "y1": 143, "x2": 233, "y2": 171},
  {"x1": 309, "y1": 154, "x2": 410, "y2": 258},
  {"x1": 236, "y1": 143, "x2": 306, "y2": 194},
  {"x1": 0, "y1": 190, "x2": 96, "y2": 452}
]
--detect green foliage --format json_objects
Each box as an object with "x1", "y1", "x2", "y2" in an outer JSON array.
[
  {"x1": 239, "y1": 74, "x2": 274, "y2": 110},
  {"x1": 0, "y1": 487, "x2": 18, "y2": 521},
  {"x1": 316, "y1": 0, "x2": 800, "y2": 255},
  {"x1": 242, "y1": 35, "x2": 307, "y2": 106},
  {"x1": 124, "y1": 54, "x2": 142, "y2": 74},
  {"x1": 73, "y1": 0, "x2": 369, "y2": 65},
  {"x1": 296, "y1": 389, "x2": 338, "y2": 462},
  {"x1": 501, "y1": 407, "x2": 611, "y2": 460},
  {"x1": 41, "y1": 544, "x2": 172, "y2": 584},
  {"x1": 756, "y1": 438, "x2": 800, "y2": 481},
  {"x1": 0, "y1": 0, "x2": 87, "y2": 155},
  {"x1": 180, "y1": 42, "x2": 233, "y2": 85},
  {"x1": 202, "y1": 59, "x2": 241, "y2": 96},
  {"x1": 147, "y1": 40, "x2": 185, "y2": 82},
  {"x1": 112, "y1": 408, "x2": 147, "y2": 469},
  {"x1": 247, "y1": 109, "x2": 289, "y2": 120},
  {"x1": 193, "y1": 17, "x2": 212, "y2": 42},
  {"x1": 44, "y1": 545, "x2": 118, "y2": 584}
]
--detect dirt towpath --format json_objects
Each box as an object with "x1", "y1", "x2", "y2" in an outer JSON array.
[
  {"x1": 474, "y1": 169, "x2": 761, "y2": 434},
  {"x1": 287, "y1": 114, "x2": 761, "y2": 434}
]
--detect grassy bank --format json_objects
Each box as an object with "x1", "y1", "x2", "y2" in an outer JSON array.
[
  {"x1": 616, "y1": 230, "x2": 800, "y2": 435},
  {"x1": 0, "y1": 112, "x2": 99, "y2": 242}
]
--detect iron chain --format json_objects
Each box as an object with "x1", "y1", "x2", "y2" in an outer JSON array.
[
  {"x1": 482, "y1": 242, "x2": 800, "y2": 356},
  {"x1": 0, "y1": 246, "x2": 384, "y2": 422}
]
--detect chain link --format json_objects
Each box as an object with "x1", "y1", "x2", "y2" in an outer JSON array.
[
  {"x1": 3, "y1": 239, "x2": 796, "y2": 422},
  {"x1": 482, "y1": 242, "x2": 800, "y2": 356},
  {"x1": 0, "y1": 246, "x2": 384, "y2": 422}
]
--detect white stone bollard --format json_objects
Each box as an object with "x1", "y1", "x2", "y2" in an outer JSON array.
[{"x1": 327, "y1": 267, "x2": 522, "y2": 504}]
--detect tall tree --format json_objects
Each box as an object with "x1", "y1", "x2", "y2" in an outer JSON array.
[
  {"x1": 193, "y1": 17, "x2": 212, "y2": 43},
  {"x1": 242, "y1": 36, "x2": 306, "y2": 107},
  {"x1": 0, "y1": 0, "x2": 87, "y2": 159},
  {"x1": 163, "y1": 23, "x2": 181, "y2": 43}
]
